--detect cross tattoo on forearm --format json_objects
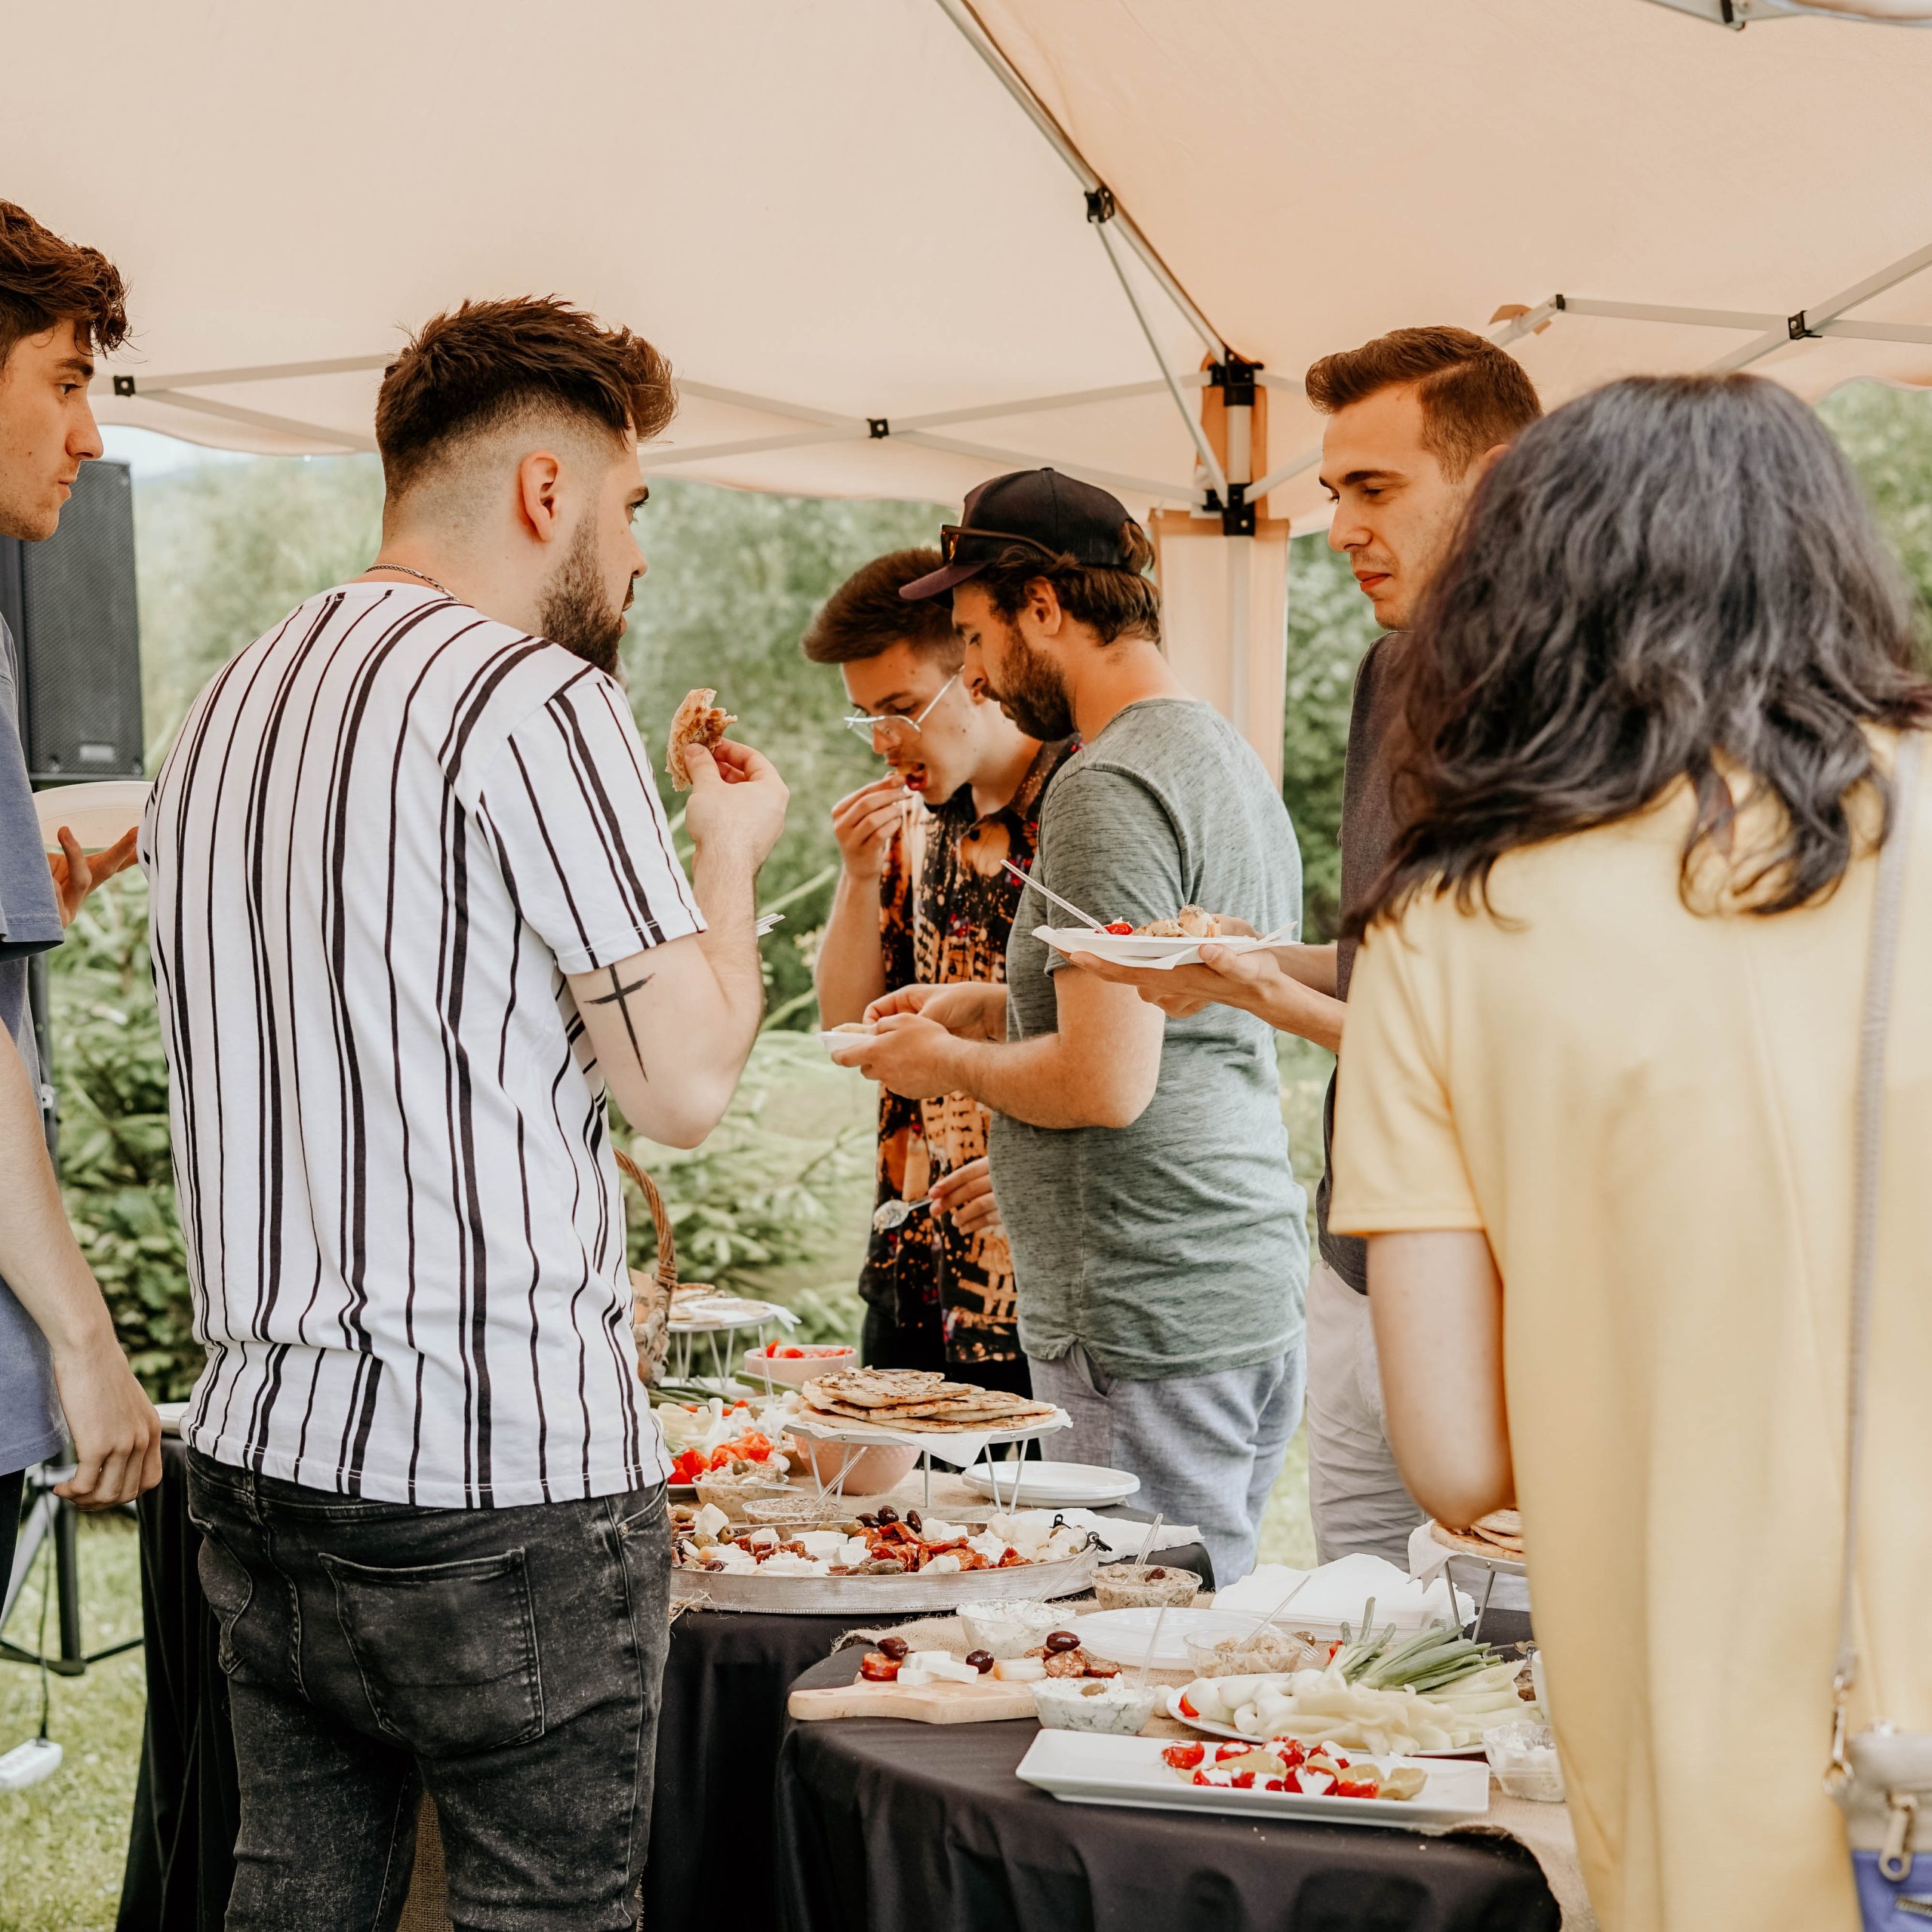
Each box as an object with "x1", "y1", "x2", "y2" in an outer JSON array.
[{"x1": 586, "y1": 965, "x2": 654, "y2": 1073}]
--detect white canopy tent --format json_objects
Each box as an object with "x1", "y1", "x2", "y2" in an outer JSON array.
[{"x1": 8, "y1": 0, "x2": 1932, "y2": 772}]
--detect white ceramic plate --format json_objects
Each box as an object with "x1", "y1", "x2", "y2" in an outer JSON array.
[
  {"x1": 1072, "y1": 1606, "x2": 1256, "y2": 1670},
  {"x1": 1032, "y1": 926, "x2": 1292, "y2": 972},
  {"x1": 1162, "y1": 1685, "x2": 1486, "y2": 1761},
  {"x1": 1017, "y1": 1730, "x2": 1489, "y2": 1827},
  {"x1": 959, "y1": 1461, "x2": 1140, "y2": 1510},
  {"x1": 32, "y1": 780, "x2": 150, "y2": 854}
]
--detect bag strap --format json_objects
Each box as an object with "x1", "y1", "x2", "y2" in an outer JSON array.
[{"x1": 1829, "y1": 731, "x2": 1922, "y2": 1784}]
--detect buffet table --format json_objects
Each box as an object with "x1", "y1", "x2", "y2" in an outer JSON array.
[
  {"x1": 122, "y1": 1438, "x2": 1213, "y2": 1928},
  {"x1": 774, "y1": 1648, "x2": 1561, "y2": 1932}
]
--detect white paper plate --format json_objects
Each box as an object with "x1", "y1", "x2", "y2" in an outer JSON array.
[
  {"x1": 1072, "y1": 1606, "x2": 1256, "y2": 1670},
  {"x1": 32, "y1": 780, "x2": 150, "y2": 854},
  {"x1": 959, "y1": 1461, "x2": 1140, "y2": 1509},
  {"x1": 1032, "y1": 926, "x2": 1291, "y2": 972},
  {"x1": 1162, "y1": 1685, "x2": 1486, "y2": 1761},
  {"x1": 1017, "y1": 1730, "x2": 1489, "y2": 1827}
]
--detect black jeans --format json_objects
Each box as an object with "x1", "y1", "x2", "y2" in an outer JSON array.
[
  {"x1": 184, "y1": 1451, "x2": 669, "y2": 1932},
  {"x1": 0, "y1": 1466, "x2": 24, "y2": 1609}
]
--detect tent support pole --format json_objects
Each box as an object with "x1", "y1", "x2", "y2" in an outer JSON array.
[{"x1": 930, "y1": 0, "x2": 1228, "y2": 365}]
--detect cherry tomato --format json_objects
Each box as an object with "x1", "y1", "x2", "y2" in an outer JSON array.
[
  {"x1": 1230, "y1": 1772, "x2": 1256, "y2": 1789},
  {"x1": 1104, "y1": 921, "x2": 1134, "y2": 935},
  {"x1": 1334, "y1": 1779, "x2": 1381, "y2": 1800},
  {"x1": 1177, "y1": 1694, "x2": 1198, "y2": 1718},
  {"x1": 1161, "y1": 1743, "x2": 1204, "y2": 1770},
  {"x1": 1215, "y1": 1743, "x2": 1250, "y2": 1762}
]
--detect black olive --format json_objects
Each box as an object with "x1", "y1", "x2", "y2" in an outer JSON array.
[
  {"x1": 906, "y1": 1510, "x2": 922, "y2": 1532},
  {"x1": 857, "y1": 1512, "x2": 878, "y2": 1527},
  {"x1": 876, "y1": 1506, "x2": 900, "y2": 1525},
  {"x1": 964, "y1": 1650, "x2": 994, "y2": 1673},
  {"x1": 1147, "y1": 1567, "x2": 1168, "y2": 1580},
  {"x1": 1044, "y1": 1630, "x2": 1081, "y2": 1653},
  {"x1": 878, "y1": 1635, "x2": 910, "y2": 1660}
]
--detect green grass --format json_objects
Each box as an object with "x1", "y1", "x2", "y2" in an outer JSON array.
[{"x1": 0, "y1": 1514, "x2": 148, "y2": 1932}]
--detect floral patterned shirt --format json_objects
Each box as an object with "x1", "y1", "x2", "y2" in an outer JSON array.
[{"x1": 858, "y1": 738, "x2": 1075, "y2": 1363}]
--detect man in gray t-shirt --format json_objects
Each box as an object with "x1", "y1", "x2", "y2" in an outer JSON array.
[
  {"x1": 837, "y1": 469, "x2": 1308, "y2": 1581},
  {"x1": 0, "y1": 200, "x2": 160, "y2": 1588}
]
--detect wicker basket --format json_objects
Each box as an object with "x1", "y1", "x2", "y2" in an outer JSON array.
[{"x1": 616, "y1": 1149, "x2": 676, "y2": 1387}]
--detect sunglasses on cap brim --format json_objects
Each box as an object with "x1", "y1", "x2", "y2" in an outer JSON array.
[{"x1": 937, "y1": 525, "x2": 1063, "y2": 567}]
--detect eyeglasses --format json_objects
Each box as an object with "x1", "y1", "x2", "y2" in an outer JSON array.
[
  {"x1": 937, "y1": 524, "x2": 1062, "y2": 567},
  {"x1": 841, "y1": 674, "x2": 958, "y2": 747}
]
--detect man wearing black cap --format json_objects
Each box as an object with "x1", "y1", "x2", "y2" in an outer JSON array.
[{"x1": 835, "y1": 470, "x2": 1309, "y2": 1583}]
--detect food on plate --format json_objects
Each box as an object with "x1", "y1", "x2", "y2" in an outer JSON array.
[
  {"x1": 964, "y1": 1651, "x2": 995, "y2": 1674},
  {"x1": 860, "y1": 1651, "x2": 901, "y2": 1681},
  {"x1": 672, "y1": 1505, "x2": 1093, "y2": 1580},
  {"x1": 1032, "y1": 1675, "x2": 1159, "y2": 1734},
  {"x1": 1102, "y1": 906, "x2": 1263, "y2": 941},
  {"x1": 1429, "y1": 1515, "x2": 1526, "y2": 1561},
  {"x1": 668, "y1": 1284, "x2": 774, "y2": 1327},
  {"x1": 798, "y1": 1366, "x2": 1058, "y2": 1434},
  {"x1": 1161, "y1": 1737, "x2": 1428, "y2": 1801},
  {"x1": 1172, "y1": 1626, "x2": 1535, "y2": 1755},
  {"x1": 666, "y1": 687, "x2": 737, "y2": 790},
  {"x1": 878, "y1": 1636, "x2": 910, "y2": 1660},
  {"x1": 958, "y1": 1600, "x2": 1063, "y2": 1660},
  {"x1": 752, "y1": 1343, "x2": 855, "y2": 1361},
  {"x1": 1091, "y1": 1563, "x2": 1203, "y2": 1613},
  {"x1": 668, "y1": 1424, "x2": 789, "y2": 1491},
  {"x1": 1022, "y1": 1630, "x2": 1121, "y2": 1681}
]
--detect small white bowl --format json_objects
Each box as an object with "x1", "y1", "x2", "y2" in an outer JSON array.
[
  {"x1": 738, "y1": 1344, "x2": 857, "y2": 1390},
  {"x1": 1032, "y1": 1675, "x2": 1159, "y2": 1735},
  {"x1": 958, "y1": 1601, "x2": 1064, "y2": 1661}
]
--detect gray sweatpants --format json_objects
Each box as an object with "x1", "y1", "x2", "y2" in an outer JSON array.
[{"x1": 1028, "y1": 1343, "x2": 1305, "y2": 1587}]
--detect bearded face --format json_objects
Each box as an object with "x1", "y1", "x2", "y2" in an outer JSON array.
[
  {"x1": 983, "y1": 609, "x2": 1075, "y2": 742},
  {"x1": 538, "y1": 514, "x2": 629, "y2": 675}
]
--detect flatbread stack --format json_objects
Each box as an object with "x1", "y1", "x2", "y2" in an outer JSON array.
[
  {"x1": 1429, "y1": 1509, "x2": 1526, "y2": 1563},
  {"x1": 666, "y1": 688, "x2": 737, "y2": 791},
  {"x1": 798, "y1": 1367, "x2": 1057, "y2": 1435}
]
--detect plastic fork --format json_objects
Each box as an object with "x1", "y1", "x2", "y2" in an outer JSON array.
[{"x1": 999, "y1": 859, "x2": 1106, "y2": 931}]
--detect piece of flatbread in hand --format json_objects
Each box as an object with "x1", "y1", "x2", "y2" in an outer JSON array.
[{"x1": 666, "y1": 688, "x2": 737, "y2": 791}]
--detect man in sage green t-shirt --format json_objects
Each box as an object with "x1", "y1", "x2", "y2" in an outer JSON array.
[{"x1": 836, "y1": 469, "x2": 1308, "y2": 1582}]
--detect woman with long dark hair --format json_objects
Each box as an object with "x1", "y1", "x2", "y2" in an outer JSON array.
[{"x1": 1328, "y1": 374, "x2": 1932, "y2": 1930}]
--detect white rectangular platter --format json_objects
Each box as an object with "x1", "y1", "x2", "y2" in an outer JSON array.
[{"x1": 1016, "y1": 1731, "x2": 1489, "y2": 1829}]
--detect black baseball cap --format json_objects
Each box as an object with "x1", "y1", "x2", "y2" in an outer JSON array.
[{"x1": 899, "y1": 468, "x2": 1143, "y2": 601}]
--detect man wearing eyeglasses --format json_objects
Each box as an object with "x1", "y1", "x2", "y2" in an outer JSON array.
[
  {"x1": 835, "y1": 472, "x2": 1309, "y2": 1583},
  {"x1": 806, "y1": 550, "x2": 1075, "y2": 1395}
]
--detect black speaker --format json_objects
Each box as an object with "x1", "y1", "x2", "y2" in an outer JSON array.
[{"x1": 0, "y1": 458, "x2": 143, "y2": 781}]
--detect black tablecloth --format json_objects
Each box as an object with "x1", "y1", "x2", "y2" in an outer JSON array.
[
  {"x1": 774, "y1": 1651, "x2": 1559, "y2": 1932},
  {"x1": 122, "y1": 1438, "x2": 1214, "y2": 1929}
]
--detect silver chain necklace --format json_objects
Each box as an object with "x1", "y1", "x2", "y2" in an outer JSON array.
[{"x1": 366, "y1": 561, "x2": 455, "y2": 598}]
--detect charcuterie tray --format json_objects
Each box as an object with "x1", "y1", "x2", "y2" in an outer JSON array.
[{"x1": 670, "y1": 1543, "x2": 1102, "y2": 1615}]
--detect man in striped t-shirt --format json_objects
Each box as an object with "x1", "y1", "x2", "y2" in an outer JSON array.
[{"x1": 144, "y1": 299, "x2": 786, "y2": 1929}]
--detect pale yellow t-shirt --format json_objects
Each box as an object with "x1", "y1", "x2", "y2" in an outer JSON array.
[{"x1": 1330, "y1": 760, "x2": 1932, "y2": 1932}]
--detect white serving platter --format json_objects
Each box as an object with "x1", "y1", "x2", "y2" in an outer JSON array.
[
  {"x1": 959, "y1": 1461, "x2": 1139, "y2": 1510},
  {"x1": 32, "y1": 780, "x2": 150, "y2": 854},
  {"x1": 670, "y1": 1541, "x2": 1101, "y2": 1615},
  {"x1": 1162, "y1": 1686, "x2": 1485, "y2": 1761},
  {"x1": 1032, "y1": 926, "x2": 1293, "y2": 972},
  {"x1": 1072, "y1": 1606, "x2": 1256, "y2": 1671},
  {"x1": 1016, "y1": 1731, "x2": 1490, "y2": 1828}
]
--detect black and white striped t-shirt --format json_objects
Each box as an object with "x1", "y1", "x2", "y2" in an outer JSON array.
[{"x1": 143, "y1": 583, "x2": 696, "y2": 1506}]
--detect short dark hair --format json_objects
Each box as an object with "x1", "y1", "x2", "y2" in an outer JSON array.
[
  {"x1": 802, "y1": 549, "x2": 964, "y2": 669},
  {"x1": 1349, "y1": 374, "x2": 1932, "y2": 939},
  {"x1": 375, "y1": 297, "x2": 675, "y2": 495},
  {"x1": 1305, "y1": 325, "x2": 1541, "y2": 477},
  {"x1": 0, "y1": 201, "x2": 130, "y2": 370},
  {"x1": 973, "y1": 521, "x2": 1161, "y2": 645}
]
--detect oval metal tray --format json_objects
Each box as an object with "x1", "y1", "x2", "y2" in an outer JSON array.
[{"x1": 670, "y1": 1544, "x2": 1101, "y2": 1616}]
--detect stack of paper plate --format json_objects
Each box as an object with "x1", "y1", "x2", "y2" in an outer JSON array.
[
  {"x1": 32, "y1": 780, "x2": 150, "y2": 854},
  {"x1": 959, "y1": 1461, "x2": 1140, "y2": 1509}
]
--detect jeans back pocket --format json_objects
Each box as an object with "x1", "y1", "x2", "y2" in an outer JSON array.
[{"x1": 321, "y1": 1547, "x2": 545, "y2": 1756}]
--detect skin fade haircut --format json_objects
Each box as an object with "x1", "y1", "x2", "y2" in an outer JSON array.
[
  {"x1": 1306, "y1": 325, "x2": 1542, "y2": 476},
  {"x1": 1352, "y1": 374, "x2": 1932, "y2": 938},
  {"x1": 374, "y1": 295, "x2": 675, "y2": 497},
  {"x1": 801, "y1": 549, "x2": 964, "y2": 670},
  {"x1": 0, "y1": 199, "x2": 130, "y2": 368}
]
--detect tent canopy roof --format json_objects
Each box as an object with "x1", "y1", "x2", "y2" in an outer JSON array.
[{"x1": 9, "y1": 0, "x2": 1932, "y2": 530}]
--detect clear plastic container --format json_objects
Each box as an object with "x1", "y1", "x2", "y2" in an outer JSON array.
[
  {"x1": 1483, "y1": 1719, "x2": 1565, "y2": 1802},
  {"x1": 1032, "y1": 1675, "x2": 1160, "y2": 1734},
  {"x1": 1182, "y1": 1625, "x2": 1322, "y2": 1678},
  {"x1": 1091, "y1": 1564, "x2": 1203, "y2": 1612}
]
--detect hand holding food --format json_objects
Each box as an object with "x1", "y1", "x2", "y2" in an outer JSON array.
[
  {"x1": 666, "y1": 686, "x2": 737, "y2": 791},
  {"x1": 829, "y1": 774, "x2": 909, "y2": 878},
  {"x1": 832, "y1": 1011, "x2": 967, "y2": 1098},
  {"x1": 862, "y1": 980, "x2": 1006, "y2": 1040},
  {"x1": 680, "y1": 734, "x2": 789, "y2": 868}
]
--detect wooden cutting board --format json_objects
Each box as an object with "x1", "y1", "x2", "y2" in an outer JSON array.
[{"x1": 789, "y1": 1674, "x2": 1038, "y2": 1724}]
